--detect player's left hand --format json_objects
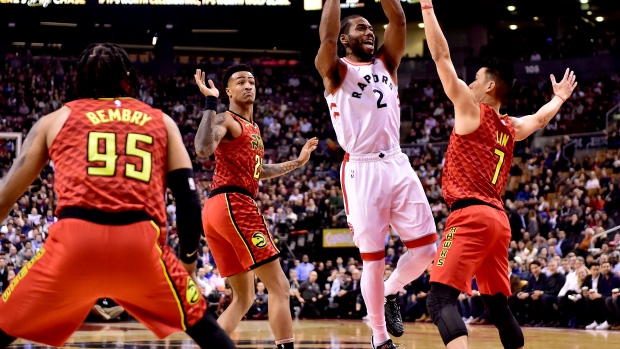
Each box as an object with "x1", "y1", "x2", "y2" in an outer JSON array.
[
  {"x1": 551, "y1": 68, "x2": 577, "y2": 103},
  {"x1": 181, "y1": 260, "x2": 199, "y2": 286},
  {"x1": 297, "y1": 137, "x2": 319, "y2": 166},
  {"x1": 194, "y1": 69, "x2": 220, "y2": 98}
]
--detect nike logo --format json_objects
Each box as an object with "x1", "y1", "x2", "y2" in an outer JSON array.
[{"x1": 186, "y1": 250, "x2": 198, "y2": 258}]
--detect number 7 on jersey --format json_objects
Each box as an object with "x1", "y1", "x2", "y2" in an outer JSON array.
[{"x1": 491, "y1": 148, "x2": 505, "y2": 185}]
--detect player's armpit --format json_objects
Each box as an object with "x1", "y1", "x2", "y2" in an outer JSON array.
[
  {"x1": 195, "y1": 111, "x2": 229, "y2": 158},
  {"x1": 0, "y1": 118, "x2": 50, "y2": 220}
]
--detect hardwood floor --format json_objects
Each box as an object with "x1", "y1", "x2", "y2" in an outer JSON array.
[{"x1": 8, "y1": 320, "x2": 620, "y2": 348}]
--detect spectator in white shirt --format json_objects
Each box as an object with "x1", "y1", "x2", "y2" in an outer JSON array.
[
  {"x1": 585, "y1": 171, "x2": 600, "y2": 190},
  {"x1": 27, "y1": 208, "x2": 41, "y2": 225}
]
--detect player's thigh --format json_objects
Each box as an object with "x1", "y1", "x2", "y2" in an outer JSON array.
[
  {"x1": 342, "y1": 161, "x2": 391, "y2": 258},
  {"x1": 112, "y1": 222, "x2": 207, "y2": 337},
  {"x1": 0, "y1": 220, "x2": 101, "y2": 346},
  {"x1": 204, "y1": 194, "x2": 251, "y2": 277},
  {"x1": 475, "y1": 209, "x2": 512, "y2": 296},
  {"x1": 430, "y1": 207, "x2": 490, "y2": 294},
  {"x1": 390, "y1": 156, "x2": 437, "y2": 249}
]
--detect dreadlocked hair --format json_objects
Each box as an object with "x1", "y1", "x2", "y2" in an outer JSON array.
[
  {"x1": 76, "y1": 43, "x2": 139, "y2": 99},
  {"x1": 338, "y1": 15, "x2": 362, "y2": 58}
]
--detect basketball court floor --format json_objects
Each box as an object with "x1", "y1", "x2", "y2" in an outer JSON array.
[{"x1": 7, "y1": 320, "x2": 619, "y2": 349}]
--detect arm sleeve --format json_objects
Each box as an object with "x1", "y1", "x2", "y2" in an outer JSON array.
[{"x1": 166, "y1": 168, "x2": 203, "y2": 264}]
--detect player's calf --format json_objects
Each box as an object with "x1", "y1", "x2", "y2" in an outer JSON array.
[
  {"x1": 481, "y1": 293, "x2": 524, "y2": 349},
  {"x1": 427, "y1": 282, "x2": 468, "y2": 347}
]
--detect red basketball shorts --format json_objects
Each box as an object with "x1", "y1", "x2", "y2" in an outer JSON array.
[
  {"x1": 203, "y1": 192, "x2": 279, "y2": 277},
  {"x1": 0, "y1": 219, "x2": 207, "y2": 346},
  {"x1": 430, "y1": 204, "x2": 512, "y2": 296}
]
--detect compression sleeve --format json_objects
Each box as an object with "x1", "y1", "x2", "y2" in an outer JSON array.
[{"x1": 166, "y1": 168, "x2": 202, "y2": 264}]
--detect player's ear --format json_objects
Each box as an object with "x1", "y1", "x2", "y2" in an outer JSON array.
[
  {"x1": 340, "y1": 34, "x2": 349, "y2": 46},
  {"x1": 225, "y1": 87, "x2": 231, "y2": 99},
  {"x1": 486, "y1": 80, "x2": 495, "y2": 93}
]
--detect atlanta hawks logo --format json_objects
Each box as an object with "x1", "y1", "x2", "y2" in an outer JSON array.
[
  {"x1": 251, "y1": 134, "x2": 264, "y2": 151},
  {"x1": 252, "y1": 232, "x2": 267, "y2": 249}
]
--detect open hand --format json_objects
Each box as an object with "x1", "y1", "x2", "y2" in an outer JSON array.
[
  {"x1": 551, "y1": 68, "x2": 577, "y2": 103},
  {"x1": 194, "y1": 69, "x2": 220, "y2": 98},
  {"x1": 298, "y1": 137, "x2": 319, "y2": 166}
]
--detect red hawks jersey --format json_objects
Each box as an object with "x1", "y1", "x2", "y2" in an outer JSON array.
[
  {"x1": 210, "y1": 112, "x2": 264, "y2": 197},
  {"x1": 50, "y1": 98, "x2": 168, "y2": 227},
  {"x1": 442, "y1": 103, "x2": 515, "y2": 210}
]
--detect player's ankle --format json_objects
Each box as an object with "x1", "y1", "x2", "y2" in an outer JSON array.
[{"x1": 275, "y1": 338, "x2": 294, "y2": 349}]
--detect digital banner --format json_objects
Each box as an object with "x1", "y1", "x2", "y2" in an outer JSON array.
[
  {"x1": 0, "y1": 0, "x2": 290, "y2": 5},
  {"x1": 323, "y1": 228, "x2": 356, "y2": 248}
]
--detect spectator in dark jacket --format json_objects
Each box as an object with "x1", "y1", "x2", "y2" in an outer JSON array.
[
  {"x1": 541, "y1": 260, "x2": 567, "y2": 325},
  {"x1": 516, "y1": 261, "x2": 548, "y2": 325}
]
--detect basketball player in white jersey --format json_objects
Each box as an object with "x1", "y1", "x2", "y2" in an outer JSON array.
[{"x1": 316, "y1": 1, "x2": 438, "y2": 348}]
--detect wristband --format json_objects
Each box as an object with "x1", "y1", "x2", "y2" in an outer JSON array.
[
  {"x1": 555, "y1": 95, "x2": 566, "y2": 103},
  {"x1": 422, "y1": 5, "x2": 433, "y2": 10},
  {"x1": 205, "y1": 96, "x2": 218, "y2": 111}
]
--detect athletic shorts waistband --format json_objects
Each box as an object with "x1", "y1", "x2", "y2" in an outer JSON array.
[
  {"x1": 208, "y1": 186, "x2": 254, "y2": 199},
  {"x1": 344, "y1": 147, "x2": 402, "y2": 163},
  {"x1": 58, "y1": 207, "x2": 153, "y2": 225},
  {"x1": 450, "y1": 199, "x2": 503, "y2": 212}
]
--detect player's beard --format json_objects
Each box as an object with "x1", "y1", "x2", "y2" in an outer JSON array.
[{"x1": 351, "y1": 40, "x2": 374, "y2": 62}]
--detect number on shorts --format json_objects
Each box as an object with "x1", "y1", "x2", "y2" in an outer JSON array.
[
  {"x1": 87, "y1": 132, "x2": 154, "y2": 182},
  {"x1": 491, "y1": 148, "x2": 505, "y2": 185},
  {"x1": 253, "y1": 154, "x2": 263, "y2": 179}
]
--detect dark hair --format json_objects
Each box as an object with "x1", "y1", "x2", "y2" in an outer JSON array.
[
  {"x1": 222, "y1": 64, "x2": 254, "y2": 88},
  {"x1": 530, "y1": 260, "x2": 541, "y2": 268},
  {"x1": 338, "y1": 15, "x2": 363, "y2": 58},
  {"x1": 482, "y1": 57, "x2": 515, "y2": 100},
  {"x1": 76, "y1": 43, "x2": 139, "y2": 99}
]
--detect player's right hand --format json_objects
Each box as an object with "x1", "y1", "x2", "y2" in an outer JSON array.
[
  {"x1": 551, "y1": 68, "x2": 577, "y2": 103},
  {"x1": 194, "y1": 69, "x2": 220, "y2": 98},
  {"x1": 298, "y1": 137, "x2": 319, "y2": 166}
]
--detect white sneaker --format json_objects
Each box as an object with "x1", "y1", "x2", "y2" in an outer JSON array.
[
  {"x1": 586, "y1": 321, "x2": 599, "y2": 329},
  {"x1": 596, "y1": 321, "x2": 610, "y2": 330},
  {"x1": 465, "y1": 316, "x2": 474, "y2": 324}
]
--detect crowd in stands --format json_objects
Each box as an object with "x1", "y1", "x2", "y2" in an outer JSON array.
[{"x1": 1, "y1": 52, "x2": 620, "y2": 329}]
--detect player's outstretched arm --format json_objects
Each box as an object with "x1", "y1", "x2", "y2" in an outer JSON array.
[
  {"x1": 510, "y1": 68, "x2": 577, "y2": 141},
  {"x1": 259, "y1": 137, "x2": 318, "y2": 180},
  {"x1": 194, "y1": 69, "x2": 233, "y2": 158},
  {"x1": 421, "y1": 1, "x2": 477, "y2": 116},
  {"x1": 315, "y1": 0, "x2": 345, "y2": 95},
  {"x1": 164, "y1": 114, "x2": 202, "y2": 279},
  {"x1": 376, "y1": 0, "x2": 407, "y2": 78},
  {"x1": 0, "y1": 115, "x2": 51, "y2": 221}
]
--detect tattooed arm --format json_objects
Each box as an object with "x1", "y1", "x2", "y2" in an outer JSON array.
[
  {"x1": 0, "y1": 118, "x2": 51, "y2": 221},
  {"x1": 195, "y1": 111, "x2": 229, "y2": 157},
  {"x1": 260, "y1": 160, "x2": 304, "y2": 180},
  {"x1": 259, "y1": 137, "x2": 319, "y2": 180}
]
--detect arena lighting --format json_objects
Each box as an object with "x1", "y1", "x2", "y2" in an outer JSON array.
[
  {"x1": 509, "y1": 25, "x2": 518, "y2": 30},
  {"x1": 595, "y1": 16, "x2": 604, "y2": 22},
  {"x1": 418, "y1": 23, "x2": 425, "y2": 28},
  {"x1": 383, "y1": 24, "x2": 388, "y2": 29},
  {"x1": 40, "y1": 22, "x2": 77, "y2": 27},
  {"x1": 165, "y1": 24, "x2": 173, "y2": 29},
  {"x1": 104, "y1": 24, "x2": 112, "y2": 28},
  {"x1": 152, "y1": 33, "x2": 158, "y2": 45},
  {"x1": 580, "y1": 0, "x2": 588, "y2": 3},
  {"x1": 533, "y1": 17, "x2": 539, "y2": 21},
  {"x1": 8, "y1": 23, "x2": 15, "y2": 27},
  {"x1": 587, "y1": 11, "x2": 592, "y2": 15},
  {"x1": 507, "y1": 5, "x2": 516, "y2": 12}
]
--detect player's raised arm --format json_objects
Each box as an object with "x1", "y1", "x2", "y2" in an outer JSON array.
[
  {"x1": 0, "y1": 113, "x2": 52, "y2": 220},
  {"x1": 376, "y1": 0, "x2": 407, "y2": 78},
  {"x1": 164, "y1": 113, "x2": 203, "y2": 276},
  {"x1": 421, "y1": 1, "x2": 477, "y2": 117},
  {"x1": 510, "y1": 68, "x2": 577, "y2": 141},
  {"x1": 259, "y1": 137, "x2": 318, "y2": 180},
  {"x1": 315, "y1": 0, "x2": 345, "y2": 94},
  {"x1": 194, "y1": 69, "x2": 233, "y2": 158}
]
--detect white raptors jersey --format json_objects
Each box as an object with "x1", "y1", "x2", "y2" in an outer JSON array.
[{"x1": 325, "y1": 57, "x2": 401, "y2": 154}]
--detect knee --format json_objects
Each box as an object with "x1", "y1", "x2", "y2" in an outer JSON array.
[
  {"x1": 237, "y1": 292, "x2": 255, "y2": 310},
  {"x1": 411, "y1": 242, "x2": 437, "y2": 262}
]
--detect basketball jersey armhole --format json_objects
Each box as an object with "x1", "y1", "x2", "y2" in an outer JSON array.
[
  {"x1": 221, "y1": 114, "x2": 249, "y2": 146},
  {"x1": 375, "y1": 56, "x2": 397, "y2": 87},
  {"x1": 48, "y1": 105, "x2": 73, "y2": 156},
  {"x1": 327, "y1": 62, "x2": 348, "y2": 98}
]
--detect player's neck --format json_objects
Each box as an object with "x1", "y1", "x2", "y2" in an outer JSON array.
[
  {"x1": 229, "y1": 104, "x2": 254, "y2": 123},
  {"x1": 345, "y1": 53, "x2": 372, "y2": 63},
  {"x1": 481, "y1": 96, "x2": 502, "y2": 115}
]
